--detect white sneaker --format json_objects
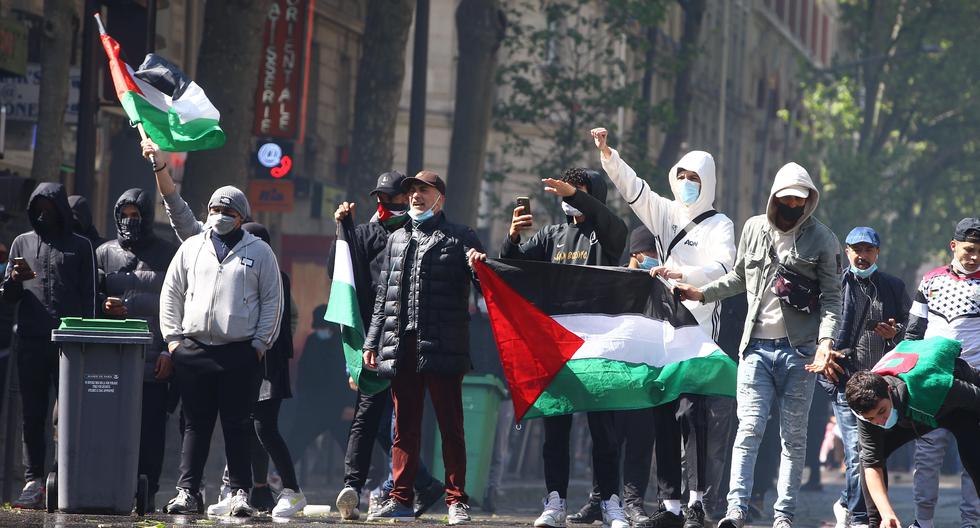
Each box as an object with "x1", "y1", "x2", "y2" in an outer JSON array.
[
  {"x1": 336, "y1": 485, "x2": 360, "y2": 520},
  {"x1": 218, "y1": 483, "x2": 232, "y2": 503},
  {"x1": 206, "y1": 488, "x2": 236, "y2": 516},
  {"x1": 448, "y1": 502, "x2": 471, "y2": 525},
  {"x1": 600, "y1": 494, "x2": 628, "y2": 528},
  {"x1": 230, "y1": 489, "x2": 256, "y2": 517},
  {"x1": 534, "y1": 491, "x2": 567, "y2": 527},
  {"x1": 833, "y1": 500, "x2": 849, "y2": 528},
  {"x1": 272, "y1": 488, "x2": 307, "y2": 518}
]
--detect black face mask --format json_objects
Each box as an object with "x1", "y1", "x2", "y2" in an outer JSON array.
[
  {"x1": 117, "y1": 216, "x2": 143, "y2": 245},
  {"x1": 34, "y1": 211, "x2": 59, "y2": 235},
  {"x1": 776, "y1": 202, "x2": 805, "y2": 224}
]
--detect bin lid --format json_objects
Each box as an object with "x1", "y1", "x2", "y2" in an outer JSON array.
[
  {"x1": 52, "y1": 318, "x2": 154, "y2": 344},
  {"x1": 462, "y1": 374, "x2": 509, "y2": 398},
  {"x1": 58, "y1": 318, "x2": 150, "y2": 333}
]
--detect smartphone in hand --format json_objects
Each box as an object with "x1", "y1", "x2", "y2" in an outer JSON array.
[{"x1": 516, "y1": 196, "x2": 531, "y2": 216}]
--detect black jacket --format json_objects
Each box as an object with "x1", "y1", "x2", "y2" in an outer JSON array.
[
  {"x1": 258, "y1": 271, "x2": 294, "y2": 401},
  {"x1": 499, "y1": 171, "x2": 627, "y2": 266},
  {"x1": 1, "y1": 183, "x2": 97, "y2": 338},
  {"x1": 96, "y1": 188, "x2": 178, "y2": 383},
  {"x1": 327, "y1": 216, "x2": 408, "y2": 327},
  {"x1": 69, "y1": 194, "x2": 106, "y2": 249},
  {"x1": 364, "y1": 212, "x2": 484, "y2": 378},
  {"x1": 834, "y1": 269, "x2": 911, "y2": 358}
]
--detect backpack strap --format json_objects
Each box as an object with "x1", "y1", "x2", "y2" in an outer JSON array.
[{"x1": 664, "y1": 210, "x2": 718, "y2": 261}]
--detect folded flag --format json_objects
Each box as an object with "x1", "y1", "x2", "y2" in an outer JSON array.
[
  {"x1": 473, "y1": 259, "x2": 737, "y2": 421},
  {"x1": 324, "y1": 215, "x2": 390, "y2": 396},
  {"x1": 97, "y1": 18, "x2": 225, "y2": 152}
]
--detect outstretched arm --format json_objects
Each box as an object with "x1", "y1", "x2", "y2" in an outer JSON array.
[{"x1": 144, "y1": 139, "x2": 204, "y2": 241}]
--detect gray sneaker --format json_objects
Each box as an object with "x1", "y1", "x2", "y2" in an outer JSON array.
[
  {"x1": 718, "y1": 508, "x2": 746, "y2": 528},
  {"x1": 165, "y1": 487, "x2": 204, "y2": 514},
  {"x1": 336, "y1": 486, "x2": 360, "y2": 520},
  {"x1": 448, "y1": 502, "x2": 472, "y2": 525},
  {"x1": 229, "y1": 489, "x2": 256, "y2": 517},
  {"x1": 12, "y1": 480, "x2": 44, "y2": 510},
  {"x1": 772, "y1": 516, "x2": 793, "y2": 528}
]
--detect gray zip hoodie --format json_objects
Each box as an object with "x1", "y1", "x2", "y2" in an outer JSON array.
[{"x1": 160, "y1": 227, "x2": 283, "y2": 354}]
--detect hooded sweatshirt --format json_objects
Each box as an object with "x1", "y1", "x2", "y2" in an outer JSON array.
[
  {"x1": 700, "y1": 162, "x2": 842, "y2": 353},
  {"x1": 68, "y1": 195, "x2": 106, "y2": 249},
  {"x1": 0, "y1": 183, "x2": 97, "y2": 338},
  {"x1": 601, "y1": 148, "x2": 736, "y2": 337},
  {"x1": 499, "y1": 170, "x2": 628, "y2": 266},
  {"x1": 159, "y1": 224, "x2": 283, "y2": 356},
  {"x1": 96, "y1": 188, "x2": 178, "y2": 383}
]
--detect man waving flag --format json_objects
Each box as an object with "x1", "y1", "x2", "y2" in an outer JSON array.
[
  {"x1": 325, "y1": 215, "x2": 390, "y2": 395},
  {"x1": 474, "y1": 259, "x2": 736, "y2": 421}
]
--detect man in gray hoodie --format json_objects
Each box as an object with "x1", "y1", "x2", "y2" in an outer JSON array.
[
  {"x1": 159, "y1": 186, "x2": 283, "y2": 518},
  {"x1": 675, "y1": 162, "x2": 842, "y2": 528}
]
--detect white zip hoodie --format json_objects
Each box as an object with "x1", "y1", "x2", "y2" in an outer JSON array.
[
  {"x1": 601, "y1": 148, "x2": 736, "y2": 337},
  {"x1": 160, "y1": 228, "x2": 283, "y2": 354}
]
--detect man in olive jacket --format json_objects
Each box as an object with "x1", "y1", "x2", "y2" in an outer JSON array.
[
  {"x1": 675, "y1": 162, "x2": 842, "y2": 528},
  {"x1": 362, "y1": 171, "x2": 486, "y2": 525}
]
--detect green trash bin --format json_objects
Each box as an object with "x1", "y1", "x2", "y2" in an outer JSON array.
[
  {"x1": 431, "y1": 374, "x2": 509, "y2": 506},
  {"x1": 49, "y1": 318, "x2": 154, "y2": 515}
]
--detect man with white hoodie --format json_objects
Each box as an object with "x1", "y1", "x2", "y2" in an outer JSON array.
[
  {"x1": 674, "y1": 163, "x2": 842, "y2": 528},
  {"x1": 592, "y1": 128, "x2": 735, "y2": 528},
  {"x1": 159, "y1": 186, "x2": 283, "y2": 518}
]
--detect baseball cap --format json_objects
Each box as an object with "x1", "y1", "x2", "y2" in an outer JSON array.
[
  {"x1": 370, "y1": 171, "x2": 406, "y2": 197},
  {"x1": 954, "y1": 217, "x2": 980, "y2": 243},
  {"x1": 629, "y1": 226, "x2": 657, "y2": 255},
  {"x1": 400, "y1": 170, "x2": 446, "y2": 195},
  {"x1": 775, "y1": 185, "x2": 810, "y2": 199},
  {"x1": 845, "y1": 226, "x2": 880, "y2": 247}
]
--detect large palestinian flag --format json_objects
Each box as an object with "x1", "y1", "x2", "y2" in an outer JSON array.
[
  {"x1": 97, "y1": 18, "x2": 225, "y2": 152},
  {"x1": 324, "y1": 216, "x2": 390, "y2": 396},
  {"x1": 474, "y1": 259, "x2": 737, "y2": 421}
]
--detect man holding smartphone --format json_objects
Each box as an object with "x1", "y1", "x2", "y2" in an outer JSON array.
[
  {"x1": 501, "y1": 168, "x2": 630, "y2": 528},
  {"x1": 1, "y1": 183, "x2": 97, "y2": 509},
  {"x1": 818, "y1": 227, "x2": 909, "y2": 528}
]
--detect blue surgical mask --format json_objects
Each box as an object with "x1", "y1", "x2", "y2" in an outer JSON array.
[
  {"x1": 678, "y1": 180, "x2": 700, "y2": 205},
  {"x1": 853, "y1": 406, "x2": 899, "y2": 429},
  {"x1": 637, "y1": 256, "x2": 660, "y2": 270},
  {"x1": 409, "y1": 196, "x2": 441, "y2": 223},
  {"x1": 851, "y1": 262, "x2": 878, "y2": 279},
  {"x1": 0, "y1": 262, "x2": 6, "y2": 276},
  {"x1": 315, "y1": 328, "x2": 333, "y2": 340}
]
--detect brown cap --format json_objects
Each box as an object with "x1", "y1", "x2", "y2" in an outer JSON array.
[{"x1": 400, "y1": 170, "x2": 446, "y2": 195}]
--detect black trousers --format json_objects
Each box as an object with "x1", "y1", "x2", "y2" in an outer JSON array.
[
  {"x1": 619, "y1": 408, "x2": 655, "y2": 506},
  {"x1": 653, "y1": 395, "x2": 708, "y2": 500},
  {"x1": 139, "y1": 382, "x2": 170, "y2": 495},
  {"x1": 702, "y1": 396, "x2": 737, "y2": 510},
  {"x1": 16, "y1": 337, "x2": 59, "y2": 482},
  {"x1": 543, "y1": 411, "x2": 621, "y2": 500},
  {"x1": 343, "y1": 388, "x2": 392, "y2": 491},
  {"x1": 252, "y1": 398, "x2": 300, "y2": 491},
  {"x1": 174, "y1": 340, "x2": 257, "y2": 492}
]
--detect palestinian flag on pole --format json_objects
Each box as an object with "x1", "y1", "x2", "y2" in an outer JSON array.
[
  {"x1": 324, "y1": 216, "x2": 390, "y2": 396},
  {"x1": 473, "y1": 259, "x2": 737, "y2": 421},
  {"x1": 96, "y1": 15, "x2": 225, "y2": 151}
]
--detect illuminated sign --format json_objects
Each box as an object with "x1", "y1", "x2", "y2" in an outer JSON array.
[{"x1": 254, "y1": 139, "x2": 293, "y2": 179}]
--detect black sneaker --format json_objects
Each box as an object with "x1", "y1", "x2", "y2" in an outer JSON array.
[
  {"x1": 624, "y1": 501, "x2": 652, "y2": 528},
  {"x1": 567, "y1": 497, "x2": 602, "y2": 524},
  {"x1": 648, "y1": 509, "x2": 685, "y2": 528},
  {"x1": 414, "y1": 479, "x2": 445, "y2": 517},
  {"x1": 682, "y1": 502, "x2": 705, "y2": 528},
  {"x1": 482, "y1": 487, "x2": 498, "y2": 514},
  {"x1": 250, "y1": 485, "x2": 276, "y2": 513}
]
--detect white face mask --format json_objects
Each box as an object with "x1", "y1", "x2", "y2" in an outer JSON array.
[
  {"x1": 315, "y1": 328, "x2": 333, "y2": 340},
  {"x1": 561, "y1": 202, "x2": 583, "y2": 217},
  {"x1": 207, "y1": 213, "x2": 238, "y2": 235},
  {"x1": 952, "y1": 257, "x2": 974, "y2": 275}
]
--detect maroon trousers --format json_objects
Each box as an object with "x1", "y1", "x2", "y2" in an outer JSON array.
[{"x1": 389, "y1": 340, "x2": 468, "y2": 506}]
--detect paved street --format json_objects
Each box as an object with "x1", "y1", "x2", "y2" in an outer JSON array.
[{"x1": 0, "y1": 472, "x2": 967, "y2": 527}]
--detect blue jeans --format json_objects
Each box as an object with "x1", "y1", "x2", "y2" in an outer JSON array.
[
  {"x1": 831, "y1": 389, "x2": 868, "y2": 524},
  {"x1": 727, "y1": 338, "x2": 815, "y2": 520}
]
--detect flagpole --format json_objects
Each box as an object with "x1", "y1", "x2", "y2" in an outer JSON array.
[{"x1": 94, "y1": 12, "x2": 157, "y2": 168}]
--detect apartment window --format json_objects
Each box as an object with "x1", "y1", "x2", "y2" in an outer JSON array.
[
  {"x1": 776, "y1": 0, "x2": 785, "y2": 20},
  {"x1": 788, "y1": 0, "x2": 797, "y2": 35},
  {"x1": 821, "y1": 15, "x2": 829, "y2": 64},
  {"x1": 800, "y1": 0, "x2": 809, "y2": 43},
  {"x1": 811, "y1": 2, "x2": 819, "y2": 53}
]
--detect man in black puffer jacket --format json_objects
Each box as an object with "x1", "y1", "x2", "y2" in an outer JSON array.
[
  {"x1": 96, "y1": 187, "x2": 178, "y2": 512},
  {"x1": 363, "y1": 171, "x2": 486, "y2": 525}
]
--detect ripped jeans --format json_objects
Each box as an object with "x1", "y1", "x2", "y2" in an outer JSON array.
[{"x1": 727, "y1": 338, "x2": 815, "y2": 520}]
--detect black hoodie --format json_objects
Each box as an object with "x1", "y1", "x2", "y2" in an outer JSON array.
[
  {"x1": 96, "y1": 188, "x2": 178, "y2": 382},
  {"x1": 68, "y1": 195, "x2": 106, "y2": 249},
  {"x1": 0, "y1": 183, "x2": 97, "y2": 338},
  {"x1": 499, "y1": 170, "x2": 627, "y2": 266}
]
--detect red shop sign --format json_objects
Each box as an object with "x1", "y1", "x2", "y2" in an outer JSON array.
[{"x1": 252, "y1": 0, "x2": 314, "y2": 140}]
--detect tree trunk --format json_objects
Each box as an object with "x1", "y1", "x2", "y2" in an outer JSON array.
[
  {"x1": 655, "y1": 0, "x2": 706, "y2": 172},
  {"x1": 347, "y1": 0, "x2": 415, "y2": 209},
  {"x1": 31, "y1": 0, "x2": 77, "y2": 183},
  {"x1": 444, "y1": 0, "x2": 506, "y2": 228},
  {"x1": 182, "y1": 0, "x2": 270, "y2": 215}
]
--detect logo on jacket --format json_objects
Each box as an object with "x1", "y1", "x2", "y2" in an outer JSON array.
[
  {"x1": 241, "y1": 257, "x2": 255, "y2": 268},
  {"x1": 683, "y1": 240, "x2": 698, "y2": 247}
]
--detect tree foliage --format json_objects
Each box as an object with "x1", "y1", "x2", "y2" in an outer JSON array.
[{"x1": 795, "y1": 0, "x2": 980, "y2": 284}]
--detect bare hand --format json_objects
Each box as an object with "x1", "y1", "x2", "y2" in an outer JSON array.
[
  {"x1": 167, "y1": 341, "x2": 181, "y2": 354},
  {"x1": 154, "y1": 353, "x2": 173, "y2": 380},
  {"x1": 348, "y1": 376, "x2": 358, "y2": 391},
  {"x1": 362, "y1": 349, "x2": 378, "y2": 371},
  {"x1": 805, "y1": 340, "x2": 845, "y2": 383},
  {"x1": 880, "y1": 511, "x2": 901, "y2": 528},
  {"x1": 10, "y1": 266, "x2": 35, "y2": 282},
  {"x1": 649, "y1": 266, "x2": 683, "y2": 280},
  {"x1": 874, "y1": 318, "x2": 898, "y2": 340},
  {"x1": 509, "y1": 206, "x2": 533, "y2": 241},
  {"x1": 256, "y1": 348, "x2": 264, "y2": 361},
  {"x1": 334, "y1": 202, "x2": 355, "y2": 223},
  {"x1": 140, "y1": 138, "x2": 162, "y2": 161},
  {"x1": 342, "y1": 406, "x2": 355, "y2": 421},
  {"x1": 467, "y1": 248, "x2": 488, "y2": 269},
  {"x1": 590, "y1": 127, "x2": 612, "y2": 158},
  {"x1": 104, "y1": 298, "x2": 128, "y2": 317},
  {"x1": 542, "y1": 178, "x2": 577, "y2": 198},
  {"x1": 673, "y1": 282, "x2": 704, "y2": 302}
]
